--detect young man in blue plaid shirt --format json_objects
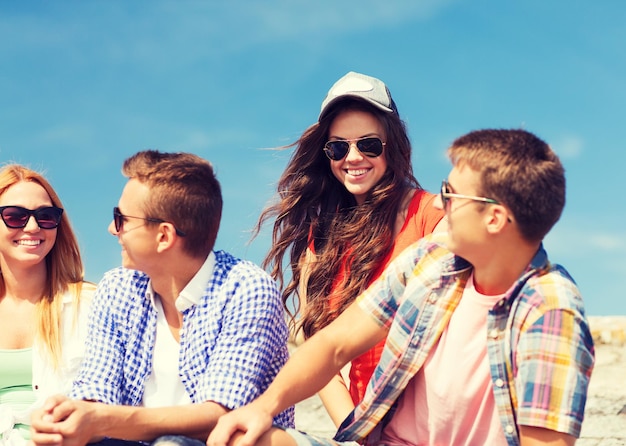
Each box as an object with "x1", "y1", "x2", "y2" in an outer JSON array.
[{"x1": 31, "y1": 150, "x2": 294, "y2": 446}]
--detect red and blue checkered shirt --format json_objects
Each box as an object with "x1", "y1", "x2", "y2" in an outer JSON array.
[{"x1": 334, "y1": 234, "x2": 594, "y2": 446}]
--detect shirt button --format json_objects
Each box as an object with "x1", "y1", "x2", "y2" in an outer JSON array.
[
  {"x1": 495, "y1": 378, "x2": 505, "y2": 387},
  {"x1": 505, "y1": 425, "x2": 515, "y2": 434}
]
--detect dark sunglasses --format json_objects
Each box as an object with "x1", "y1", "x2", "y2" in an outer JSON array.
[
  {"x1": 113, "y1": 207, "x2": 186, "y2": 236},
  {"x1": 440, "y1": 180, "x2": 500, "y2": 208},
  {"x1": 323, "y1": 137, "x2": 385, "y2": 161},
  {"x1": 0, "y1": 205, "x2": 64, "y2": 229}
]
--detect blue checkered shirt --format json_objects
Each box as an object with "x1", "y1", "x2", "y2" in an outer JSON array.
[{"x1": 70, "y1": 250, "x2": 294, "y2": 427}]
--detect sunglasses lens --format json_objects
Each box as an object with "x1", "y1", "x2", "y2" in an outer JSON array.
[
  {"x1": 324, "y1": 138, "x2": 384, "y2": 160},
  {"x1": 0, "y1": 206, "x2": 62, "y2": 229},
  {"x1": 1, "y1": 207, "x2": 29, "y2": 228},
  {"x1": 113, "y1": 207, "x2": 126, "y2": 232},
  {"x1": 113, "y1": 208, "x2": 120, "y2": 232},
  {"x1": 356, "y1": 138, "x2": 384, "y2": 157},
  {"x1": 324, "y1": 141, "x2": 349, "y2": 160},
  {"x1": 35, "y1": 207, "x2": 63, "y2": 229},
  {"x1": 441, "y1": 181, "x2": 450, "y2": 208}
]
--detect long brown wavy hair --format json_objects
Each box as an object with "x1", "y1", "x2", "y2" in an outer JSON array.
[
  {"x1": 0, "y1": 164, "x2": 86, "y2": 369},
  {"x1": 254, "y1": 98, "x2": 420, "y2": 338}
]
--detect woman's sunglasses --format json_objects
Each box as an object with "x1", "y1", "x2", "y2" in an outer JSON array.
[
  {"x1": 0, "y1": 205, "x2": 64, "y2": 229},
  {"x1": 323, "y1": 137, "x2": 385, "y2": 161}
]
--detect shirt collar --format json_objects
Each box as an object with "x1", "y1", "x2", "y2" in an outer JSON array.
[{"x1": 145, "y1": 251, "x2": 216, "y2": 312}]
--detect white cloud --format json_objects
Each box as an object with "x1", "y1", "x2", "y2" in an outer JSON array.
[
  {"x1": 240, "y1": 0, "x2": 454, "y2": 37},
  {"x1": 552, "y1": 134, "x2": 584, "y2": 159},
  {"x1": 545, "y1": 224, "x2": 626, "y2": 257},
  {"x1": 589, "y1": 233, "x2": 626, "y2": 251},
  {"x1": 0, "y1": 1, "x2": 458, "y2": 63},
  {"x1": 38, "y1": 124, "x2": 94, "y2": 145}
]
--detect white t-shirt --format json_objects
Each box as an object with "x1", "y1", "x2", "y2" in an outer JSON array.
[
  {"x1": 142, "y1": 297, "x2": 192, "y2": 407},
  {"x1": 142, "y1": 252, "x2": 215, "y2": 407}
]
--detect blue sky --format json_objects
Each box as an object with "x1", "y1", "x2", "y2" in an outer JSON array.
[{"x1": 1, "y1": 1, "x2": 624, "y2": 315}]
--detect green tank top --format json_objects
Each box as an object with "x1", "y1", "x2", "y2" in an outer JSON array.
[{"x1": 0, "y1": 348, "x2": 35, "y2": 440}]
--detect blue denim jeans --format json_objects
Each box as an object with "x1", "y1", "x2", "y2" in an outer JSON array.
[
  {"x1": 89, "y1": 440, "x2": 148, "y2": 446},
  {"x1": 151, "y1": 435, "x2": 206, "y2": 446},
  {"x1": 283, "y1": 429, "x2": 359, "y2": 446},
  {"x1": 89, "y1": 437, "x2": 204, "y2": 446}
]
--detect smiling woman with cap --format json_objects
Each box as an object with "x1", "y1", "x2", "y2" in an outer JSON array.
[{"x1": 254, "y1": 71, "x2": 446, "y2": 426}]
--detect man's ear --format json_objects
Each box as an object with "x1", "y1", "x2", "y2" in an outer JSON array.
[
  {"x1": 155, "y1": 223, "x2": 179, "y2": 253},
  {"x1": 485, "y1": 205, "x2": 511, "y2": 235}
]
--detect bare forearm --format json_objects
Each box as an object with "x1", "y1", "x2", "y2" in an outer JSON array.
[
  {"x1": 318, "y1": 373, "x2": 355, "y2": 427},
  {"x1": 254, "y1": 330, "x2": 348, "y2": 417},
  {"x1": 89, "y1": 401, "x2": 227, "y2": 441},
  {"x1": 519, "y1": 425, "x2": 576, "y2": 446},
  {"x1": 206, "y1": 304, "x2": 385, "y2": 446},
  {"x1": 256, "y1": 310, "x2": 384, "y2": 417}
]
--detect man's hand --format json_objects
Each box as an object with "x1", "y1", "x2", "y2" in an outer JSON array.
[
  {"x1": 206, "y1": 402, "x2": 274, "y2": 446},
  {"x1": 31, "y1": 395, "x2": 101, "y2": 446}
]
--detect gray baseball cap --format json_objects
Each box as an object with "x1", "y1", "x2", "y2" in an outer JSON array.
[{"x1": 319, "y1": 71, "x2": 398, "y2": 121}]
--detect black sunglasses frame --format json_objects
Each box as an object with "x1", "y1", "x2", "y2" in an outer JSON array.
[
  {"x1": 0, "y1": 205, "x2": 64, "y2": 230},
  {"x1": 113, "y1": 207, "x2": 186, "y2": 237},
  {"x1": 323, "y1": 137, "x2": 385, "y2": 161}
]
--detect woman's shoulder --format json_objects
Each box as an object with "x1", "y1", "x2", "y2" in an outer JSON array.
[
  {"x1": 79, "y1": 280, "x2": 97, "y2": 295},
  {"x1": 398, "y1": 188, "x2": 440, "y2": 222},
  {"x1": 391, "y1": 188, "x2": 444, "y2": 251},
  {"x1": 61, "y1": 280, "x2": 97, "y2": 303},
  {"x1": 407, "y1": 188, "x2": 444, "y2": 222},
  {"x1": 407, "y1": 188, "x2": 438, "y2": 210}
]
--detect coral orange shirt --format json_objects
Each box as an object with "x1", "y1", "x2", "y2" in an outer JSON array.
[{"x1": 329, "y1": 189, "x2": 444, "y2": 404}]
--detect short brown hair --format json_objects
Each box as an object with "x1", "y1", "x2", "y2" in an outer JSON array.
[
  {"x1": 122, "y1": 150, "x2": 222, "y2": 258},
  {"x1": 448, "y1": 129, "x2": 565, "y2": 242}
]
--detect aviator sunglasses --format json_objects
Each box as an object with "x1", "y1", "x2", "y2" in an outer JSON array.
[
  {"x1": 0, "y1": 205, "x2": 64, "y2": 229},
  {"x1": 113, "y1": 207, "x2": 186, "y2": 236},
  {"x1": 323, "y1": 137, "x2": 386, "y2": 161},
  {"x1": 440, "y1": 180, "x2": 500, "y2": 208}
]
